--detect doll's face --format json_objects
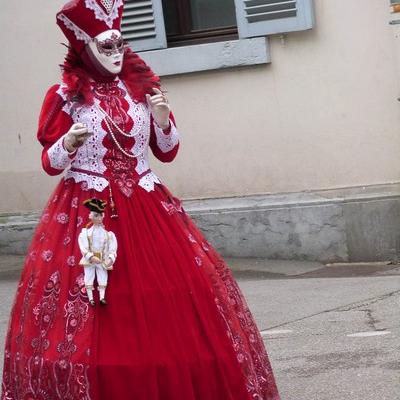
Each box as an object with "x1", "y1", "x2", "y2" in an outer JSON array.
[
  {"x1": 89, "y1": 211, "x2": 104, "y2": 225},
  {"x1": 87, "y1": 29, "x2": 124, "y2": 75}
]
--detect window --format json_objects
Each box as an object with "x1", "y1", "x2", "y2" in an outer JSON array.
[
  {"x1": 390, "y1": 0, "x2": 400, "y2": 20},
  {"x1": 121, "y1": 0, "x2": 315, "y2": 53},
  {"x1": 161, "y1": 0, "x2": 238, "y2": 46}
]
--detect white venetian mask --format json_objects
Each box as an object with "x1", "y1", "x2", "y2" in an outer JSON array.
[{"x1": 87, "y1": 29, "x2": 124, "y2": 75}]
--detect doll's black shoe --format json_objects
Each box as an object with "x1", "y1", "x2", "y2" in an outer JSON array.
[
  {"x1": 89, "y1": 300, "x2": 96, "y2": 307},
  {"x1": 100, "y1": 299, "x2": 107, "y2": 306}
]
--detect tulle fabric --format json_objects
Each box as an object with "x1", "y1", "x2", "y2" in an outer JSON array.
[{"x1": 1, "y1": 178, "x2": 280, "y2": 400}]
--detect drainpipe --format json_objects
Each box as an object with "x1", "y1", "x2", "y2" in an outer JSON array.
[{"x1": 389, "y1": 2, "x2": 400, "y2": 103}]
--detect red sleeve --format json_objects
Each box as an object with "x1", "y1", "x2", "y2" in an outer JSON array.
[
  {"x1": 37, "y1": 85, "x2": 75, "y2": 176},
  {"x1": 149, "y1": 112, "x2": 180, "y2": 163}
]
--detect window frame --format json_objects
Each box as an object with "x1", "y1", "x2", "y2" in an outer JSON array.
[
  {"x1": 162, "y1": 0, "x2": 239, "y2": 47},
  {"x1": 122, "y1": 0, "x2": 315, "y2": 53},
  {"x1": 121, "y1": 0, "x2": 315, "y2": 76}
]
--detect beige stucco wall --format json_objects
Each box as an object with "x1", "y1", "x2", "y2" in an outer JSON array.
[{"x1": 1, "y1": 0, "x2": 400, "y2": 213}]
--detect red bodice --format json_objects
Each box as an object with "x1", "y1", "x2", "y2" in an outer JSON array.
[{"x1": 37, "y1": 80, "x2": 180, "y2": 197}]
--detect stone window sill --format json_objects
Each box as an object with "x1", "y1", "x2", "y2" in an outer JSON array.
[{"x1": 137, "y1": 37, "x2": 270, "y2": 77}]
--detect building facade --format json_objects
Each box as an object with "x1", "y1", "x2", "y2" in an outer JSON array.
[{"x1": 1, "y1": 0, "x2": 400, "y2": 261}]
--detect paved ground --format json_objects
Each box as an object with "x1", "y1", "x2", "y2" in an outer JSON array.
[{"x1": 0, "y1": 255, "x2": 399, "y2": 399}]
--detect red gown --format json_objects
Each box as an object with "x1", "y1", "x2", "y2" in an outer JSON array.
[{"x1": 1, "y1": 79, "x2": 280, "y2": 400}]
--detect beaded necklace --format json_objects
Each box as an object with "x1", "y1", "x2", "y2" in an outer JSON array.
[
  {"x1": 96, "y1": 103, "x2": 139, "y2": 138},
  {"x1": 95, "y1": 102, "x2": 143, "y2": 159}
]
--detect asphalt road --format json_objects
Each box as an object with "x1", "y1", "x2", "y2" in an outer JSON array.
[{"x1": 0, "y1": 256, "x2": 399, "y2": 400}]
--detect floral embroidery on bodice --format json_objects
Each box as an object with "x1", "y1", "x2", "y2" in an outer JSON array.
[
  {"x1": 94, "y1": 81, "x2": 140, "y2": 197},
  {"x1": 56, "y1": 79, "x2": 160, "y2": 196},
  {"x1": 93, "y1": 80, "x2": 132, "y2": 131}
]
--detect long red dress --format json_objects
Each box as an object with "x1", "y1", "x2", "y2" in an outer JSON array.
[{"x1": 1, "y1": 79, "x2": 280, "y2": 400}]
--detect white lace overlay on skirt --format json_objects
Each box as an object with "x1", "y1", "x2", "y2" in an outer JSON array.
[{"x1": 153, "y1": 120, "x2": 180, "y2": 153}]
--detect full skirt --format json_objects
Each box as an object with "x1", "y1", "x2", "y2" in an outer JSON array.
[{"x1": 1, "y1": 178, "x2": 280, "y2": 400}]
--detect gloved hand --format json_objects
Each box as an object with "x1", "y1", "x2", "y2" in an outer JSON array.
[
  {"x1": 146, "y1": 88, "x2": 171, "y2": 130},
  {"x1": 63, "y1": 123, "x2": 92, "y2": 153}
]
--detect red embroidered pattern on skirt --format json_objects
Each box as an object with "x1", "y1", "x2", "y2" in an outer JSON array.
[
  {"x1": 212, "y1": 260, "x2": 280, "y2": 399},
  {"x1": 2, "y1": 273, "x2": 91, "y2": 400},
  {"x1": 2, "y1": 161, "x2": 280, "y2": 399},
  {"x1": 53, "y1": 274, "x2": 90, "y2": 400},
  {"x1": 159, "y1": 184, "x2": 280, "y2": 400}
]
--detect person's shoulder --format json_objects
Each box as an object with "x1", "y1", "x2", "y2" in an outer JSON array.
[
  {"x1": 37, "y1": 83, "x2": 70, "y2": 133},
  {"x1": 43, "y1": 83, "x2": 68, "y2": 102}
]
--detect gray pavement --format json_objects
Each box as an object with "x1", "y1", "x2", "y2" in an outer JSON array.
[{"x1": 0, "y1": 255, "x2": 399, "y2": 399}]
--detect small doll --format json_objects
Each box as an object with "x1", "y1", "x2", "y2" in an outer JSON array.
[{"x1": 78, "y1": 198, "x2": 118, "y2": 306}]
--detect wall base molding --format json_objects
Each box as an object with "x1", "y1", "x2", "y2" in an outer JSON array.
[{"x1": 1, "y1": 183, "x2": 400, "y2": 263}]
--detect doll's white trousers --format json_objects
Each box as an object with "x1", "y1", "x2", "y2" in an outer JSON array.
[{"x1": 84, "y1": 264, "x2": 108, "y2": 288}]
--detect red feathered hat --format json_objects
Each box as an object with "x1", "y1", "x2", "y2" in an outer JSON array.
[{"x1": 57, "y1": 0, "x2": 124, "y2": 53}]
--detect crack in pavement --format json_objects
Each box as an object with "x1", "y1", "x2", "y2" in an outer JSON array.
[
  {"x1": 336, "y1": 290, "x2": 399, "y2": 311},
  {"x1": 353, "y1": 308, "x2": 380, "y2": 331},
  {"x1": 261, "y1": 289, "x2": 400, "y2": 331}
]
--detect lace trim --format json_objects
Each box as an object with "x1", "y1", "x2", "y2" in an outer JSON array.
[
  {"x1": 153, "y1": 120, "x2": 180, "y2": 153},
  {"x1": 85, "y1": 0, "x2": 124, "y2": 29},
  {"x1": 54, "y1": 82, "x2": 163, "y2": 194},
  {"x1": 138, "y1": 171, "x2": 161, "y2": 192},
  {"x1": 65, "y1": 170, "x2": 109, "y2": 192},
  {"x1": 58, "y1": 86, "x2": 109, "y2": 191},
  {"x1": 119, "y1": 80, "x2": 150, "y2": 138},
  {"x1": 135, "y1": 149, "x2": 151, "y2": 175},
  {"x1": 56, "y1": 85, "x2": 67, "y2": 102},
  {"x1": 100, "y1": 0, "x2": 114, "y2": 14},
  {"x1": 57, "y1": 14, "x2": 92, "y2": 43},
  {"x1": 117, "y1": 80, "x2": 153, "y2": 176},
  {"x1": 47, "y1": 135, "x2": 75, "y2": 170}
]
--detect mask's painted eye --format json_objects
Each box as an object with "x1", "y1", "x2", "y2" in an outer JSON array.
[{"x1": 102, "y1": 44, "x2": 113, "y2": 50}]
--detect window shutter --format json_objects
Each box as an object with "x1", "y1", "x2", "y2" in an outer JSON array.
[
  {"x1": 234, "y1": 0, "x2": 315, "y2": 38},
  {"x1": 121, "y1": 0, "x2": 167, "y2": 52}
]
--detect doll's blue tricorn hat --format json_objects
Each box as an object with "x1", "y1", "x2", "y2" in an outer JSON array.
[{"x1": 83, "y1": 198, "x2": 107, "y2": 213}]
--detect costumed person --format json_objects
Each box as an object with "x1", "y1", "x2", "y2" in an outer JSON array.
[
  {"x1": 1, "y1": 1, "x2": 281, "y2": 399},
  {"x1": 78, "y1": 198, "x2": 117, "y2": 306}
]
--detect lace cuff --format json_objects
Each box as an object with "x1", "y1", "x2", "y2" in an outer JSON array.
[
  {"x1": 47, "y1": 135, "x2": 76, "y2": 170},
  {"x1": 153, "y1": 119, "x2": 180, "y2": 153}
]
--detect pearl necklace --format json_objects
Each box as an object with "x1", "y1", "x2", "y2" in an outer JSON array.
[
  {"x1": 101, "y1": 114, "x2": 144, "y2": 159},
  {"x1": 95, "y1": 103, "x2": 139, "y2": 138}
]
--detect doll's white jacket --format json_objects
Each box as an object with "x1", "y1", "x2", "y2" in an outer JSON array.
[{"x1": 78, "y1": 225, "x2": 118, "y2": 267}]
